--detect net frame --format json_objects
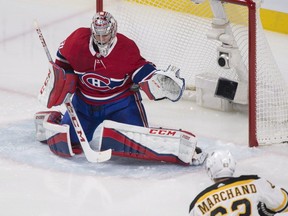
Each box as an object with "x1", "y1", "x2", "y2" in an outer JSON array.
[{"x1": 95, "y1": 0, "x2": 288, "y2": 147}]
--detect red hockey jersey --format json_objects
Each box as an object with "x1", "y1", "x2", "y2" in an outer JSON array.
[{"x1": 55, "y1": 28, "x2": 156, "y2": 105}]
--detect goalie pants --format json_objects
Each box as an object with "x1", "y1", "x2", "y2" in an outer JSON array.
[{"x1": 61, "y1": 92, "x2": 148, "y2": 145}]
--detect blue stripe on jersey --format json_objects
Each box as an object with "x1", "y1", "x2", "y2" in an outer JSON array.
[
  {"x1": 55, "y1": 50, "x2": 75, "y2": 73},
  {"x1": 132, "y1": 63, "x2": 156, "y2": 84},
  {"x1": 56, "y1": 50, "x2": 70, "y2": 64},
  {"x1": 76, "y1": 88, "x2": 131, "y2": 105}
]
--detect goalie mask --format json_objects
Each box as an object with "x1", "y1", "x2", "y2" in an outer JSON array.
[
  {"x1": 91, "y1": 11, "x2": 117, "y2": 57},
  {"x1": 205, "y1": 150, "x2": 236, "y2": 180}
]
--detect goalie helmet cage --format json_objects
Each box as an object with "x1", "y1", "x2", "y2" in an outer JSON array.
[{"x1": 96, "y1": 0, "x2": 288, "y2": 147}]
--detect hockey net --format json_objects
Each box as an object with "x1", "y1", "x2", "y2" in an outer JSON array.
[{"x1": 99, "y1": 0, "x2": 288, "y2": 147}]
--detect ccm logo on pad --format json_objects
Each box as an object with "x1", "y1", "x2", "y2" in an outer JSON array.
[{"x1": 149, "y1": 129, "x2": 176, "y2": 136}]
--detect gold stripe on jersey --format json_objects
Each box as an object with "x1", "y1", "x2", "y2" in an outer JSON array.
[
  {"x1": 272, "y1": 189, "x2": 288, "y2": 212},
  {"x1": 196, "y1": 179, "x2": 257, "y2": 214}
]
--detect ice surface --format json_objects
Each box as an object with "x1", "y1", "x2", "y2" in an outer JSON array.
[{"x1": 0, "y1": 0, "x2": 288, "y2": 215}]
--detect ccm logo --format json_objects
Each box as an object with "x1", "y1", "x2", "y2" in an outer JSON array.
[
  {"x1": 40, "y1": 70, "x2": 51, "y2": 94},
  {"x1": 66, "y1": 103, "x2": 86, "y2": 142},
  {"x1": 149, "y1": 129, "x2": 176, "y2": 136}
]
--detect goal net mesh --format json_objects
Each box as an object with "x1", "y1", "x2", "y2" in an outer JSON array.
[{"x1": 102, "y1": 0, "x2": 288, "y2": 145}]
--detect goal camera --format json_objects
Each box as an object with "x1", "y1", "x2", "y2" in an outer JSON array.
[{"x1": 217, "y1": 52, "x2": 230, "y2": 69}]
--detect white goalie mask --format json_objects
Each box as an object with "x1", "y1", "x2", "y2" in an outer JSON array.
[
  {"x1": 205, "y1": 150, "x2": 236, "y2": 180},
  {"x1": 91, "y1": 11, "x2": 117, "y2": 57}
]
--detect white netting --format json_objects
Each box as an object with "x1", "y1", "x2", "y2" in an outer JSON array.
[
  {"x1": 255, "y1": 8, "x2": 288, "y2": 144},
  {"x1": 102, "y1": 0, "x2": 288, "y2": 145}
]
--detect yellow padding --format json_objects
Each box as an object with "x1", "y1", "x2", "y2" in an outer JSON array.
[
  {"x1": 127, "y1": 0, "x2": 213, "y2": 16},
  {"x1": 127, "y1": 0, "x2": 288, "y2": 34},
  {"x1": 260, "y1": 8, "x2": 288, "y2": 34}
]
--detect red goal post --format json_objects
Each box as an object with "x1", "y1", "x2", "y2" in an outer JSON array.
[
  {"x1": 96, "y1": 0, "x2": 103, "y2": 12},
  {"x1": 96, "y1": 0, "x2": 288, "y2": 147}
]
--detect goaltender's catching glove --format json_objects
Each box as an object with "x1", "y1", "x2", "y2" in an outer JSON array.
[{"x1": 139, "y1": 65, "x2": 185, "y2": 102}]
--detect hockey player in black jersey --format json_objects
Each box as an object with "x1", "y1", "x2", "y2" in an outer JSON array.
[{"x1": 189, "y1": 150, "x2": 288, "y2": 216}]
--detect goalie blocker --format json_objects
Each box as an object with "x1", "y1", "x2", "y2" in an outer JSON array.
[
  {"x1": 39, "y1": 61, "x2": 77, "y2": 108},
  {"x1": 35, "y1": 111, "x2": 207, "y2": 165}
]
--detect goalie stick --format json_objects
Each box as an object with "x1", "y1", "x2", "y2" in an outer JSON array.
[{"x1": 34, "y1": 20, "x2": 112, "y2": 162}]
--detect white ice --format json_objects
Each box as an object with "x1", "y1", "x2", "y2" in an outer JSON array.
[{"x1": 0, "y1": 0, "x2": 288, "y2": 215}]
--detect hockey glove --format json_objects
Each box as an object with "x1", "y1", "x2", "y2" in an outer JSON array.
[
  {"x1": 139, "y1": 65, "x2": 185, "y2": 102},
  {"x1": 257, "y1": 202, "x2": 277, "y2": 216}
]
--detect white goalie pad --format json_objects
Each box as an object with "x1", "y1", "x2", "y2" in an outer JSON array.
[
  {"x1": 34, "y1": 111, "x2": 75, "y2": 156},
  {"x1": 139, "y1": 65, "x2": 185, "y2": 102},
  {"x1": 100, "y1": 120, "x2": 197, "y2": 164},
  {"x1": 44, "y1": 117, "x2": 75, "y2": 157}
]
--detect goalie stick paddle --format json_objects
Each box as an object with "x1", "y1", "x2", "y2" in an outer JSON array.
[{"x1": 34, "y1": 20, "x2": 112, "y2": 162}]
